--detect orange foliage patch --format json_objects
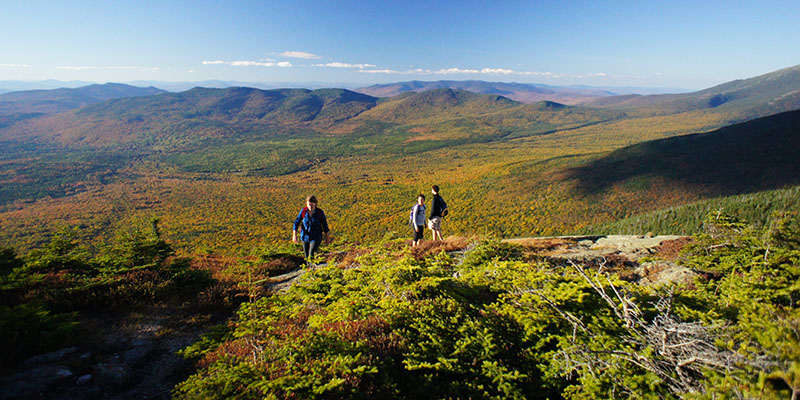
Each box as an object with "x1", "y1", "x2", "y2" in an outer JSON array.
[
  {"x1": 409, "y1": 236, "x2": 472, "y2": 259},
  {"x1": 655, "y1": 236, "x2": 694, "y2": 261}
]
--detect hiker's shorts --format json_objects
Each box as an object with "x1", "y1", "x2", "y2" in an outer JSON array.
[{"x1": 428, "y1": 217, "x2": 442, "y2": 231}]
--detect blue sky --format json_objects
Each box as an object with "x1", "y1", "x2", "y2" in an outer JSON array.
[{"x1": 1, "y1": 0, "x2": 798, "y2": 89}]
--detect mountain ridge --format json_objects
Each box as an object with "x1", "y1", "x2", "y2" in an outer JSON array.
[
  {"x1": 0, "y1": 87, "x2": 618, "y2": 149},
  {"x1": 0, "y1": 87, "x2": 380, "y2": 147},
  {"x1": 356, "y1": 80, "x2": 616, "y2": 104},
  {"x1": 0, "y1": 83, "x2": 166, "y2": 116},
  {"x1": 584, "y1": 64, "x2": 800, "y2": 117}
]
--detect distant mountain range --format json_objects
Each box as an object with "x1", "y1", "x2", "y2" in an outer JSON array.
[
  {"x1": 355, "y1": 80, "x2": 617, "y2": 105},
  {"x1": 0, "y1": 86, "x2": 619, "y2": 150},
  {"x1": 0, "y1": 79, "x2": 95, "y2": 93},
  {"x1": 0, "y1": 83, "x2": 165, "y2": 123},
  {"x1": 0, "y1": 87, "x2": 380, "y2": 147},
  {"x1": 125, "y1": 80, "x2": 359, "y2": 93},
  {"x1": 584, "y1": 64, "x2": 800, "y2": 117},
  {"x1": 2, "y1": 64, "x2": 799, "y2": 148},
  {"x1": 0, "y1": 80, "x2": 364, "y2": 94},
  {"x1": 0, "y1": 79, "x2": 691, "y2": 98}
]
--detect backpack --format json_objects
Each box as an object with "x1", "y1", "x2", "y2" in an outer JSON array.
[
  {"x1": 440, "y1": 198, "x2": 449, "y2": 217},
  {"x1": 410, "y1": 204, "x2": 423, "y2": 227},
  {"x1": 298, "y1": 207, "x2": 309, "y2": 233}
]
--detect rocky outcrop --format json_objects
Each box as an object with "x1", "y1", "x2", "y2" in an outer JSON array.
[
  {"x1": 504, "y1": 235, "x2": 697, "y2": 286},
  {"x1": 1, "y1": 363, "x2": 75, "y2": 399},
  {"x1": 0, "y1": 313, "x2": 201, "y2": 400}
]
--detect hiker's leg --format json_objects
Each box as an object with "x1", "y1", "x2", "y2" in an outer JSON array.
[
  {"x1": 413, "y1": 225, "x2": 423, "y2": 246},
  {"x1": 302, "y1": 241, "x2": 311, "y2": 259},
  {"x1": 429, "y1": 217, "x2": 442, "y2": 240},
  {"x1": 308, "y1": 240, "x2": 320, "y2": 259}
]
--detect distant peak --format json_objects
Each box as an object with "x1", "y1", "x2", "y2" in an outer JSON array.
[{"x1": 535, "y1": 100, "x2": 567, "y2": 109}]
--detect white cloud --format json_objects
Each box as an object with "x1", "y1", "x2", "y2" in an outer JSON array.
[
  {"x1": 313, "y1": 62, "x2": 377, "y2": 69},
  {"x1": 57, "y1": 65, "x2": 99, "y2": 71},
  {"x1": 358, "y1": 68, "x2": 432, "y2": 75},
  {"x1": 280, "y1": 51, "x2": 322, "y2": 60},
  {"x1": 230, "y1": 61, "x2": 273, "y2": 67},
  {"x1": 0, "y1": 63, "x2": 28, "y2": 68},
  {"x1": 358, "y1": 69, "x2": 403, "y2": 74},
  {"x1": 435, "y1": 67, "x2": 479, "y2": 74},
  {"x1": 518, "y1": 71, "x2": 562, "y2": 77},
  {"x1": 202, "y1": 60, "x2": 292, "y2": 68},
  {"x1": 481, "y1": 68, "x2": 515, "y2": 75}
]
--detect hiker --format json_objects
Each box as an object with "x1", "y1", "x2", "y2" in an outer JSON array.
[
  {"x1": 428, "y1": 185, "x2": 447, "y2": 241},
  {"x1": 292, "y1": 195, "x2": 330, "y2": 262},
  {"x1": 410, "y1": 194, "x2": 426, "y2": 247}
]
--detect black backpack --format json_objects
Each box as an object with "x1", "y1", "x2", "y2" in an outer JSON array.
[{"x1": 440, "y1": 198, "x2": 449, "y2": 217}]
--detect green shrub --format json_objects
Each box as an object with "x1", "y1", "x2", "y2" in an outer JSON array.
[
  {"x1": 0, "y1": 246, "x2": 23, "y2": 276},
  {"x1": 0, "y1": 303, "x2": 79, "y2": 373},
  {"x1": 176, "y1": 213, "x2": 800, "y2": 398},
  {"x1": 175, "y1": 246, "x2": 557, "y2": 399},
  {"x1": 24, "y1": 227, "x2": 91, "y2": 274}
]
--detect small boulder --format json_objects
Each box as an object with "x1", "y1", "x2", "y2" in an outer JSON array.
[
  {"x1": 634, "y1": 261, "x2": 697, "y2": 287},
  {"x1": 93, "y1": 359, "x2": 131, "y2": 388},
  {"x1": 76, "y1": 374, "x2": 92, "y2": 385},
  {"x1": 20, "y1": 347, "x2": 77, "y2": 368},
  {"x1": 123, "y1": 342, "x2": 155, "y2": 367}
]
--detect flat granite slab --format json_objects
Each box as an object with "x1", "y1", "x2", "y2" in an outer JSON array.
[{"x1": 504, "y1": 235, "x2": 685, "y2": 262}]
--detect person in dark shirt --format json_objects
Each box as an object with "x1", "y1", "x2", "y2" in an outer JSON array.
[
  {"x1": 428, "y1": 185, "x2": 446, "y2": 241},
  {"x1": 292, "y1": 195, "x2": 330, "y2": 262}
]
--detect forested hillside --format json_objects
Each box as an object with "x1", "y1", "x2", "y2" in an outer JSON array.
[
  {"x1": 0, "y1": 84, "x2": 165, "y2": 130},
  {"x1": 0, "y1": 87, "x2": 379, "y2": 147},
  {"x1": 566, "y1": 109, "x2": 800, "y2": 195},
  {"x1": 0, "y1": 87, "x2": 620, "y2": 210},
  {"x1": 585, "y1": 64, "x2": 800, "y2": 118},
  {"x1": 0, "y1": 83, "x2": 165, "y2": 116}
]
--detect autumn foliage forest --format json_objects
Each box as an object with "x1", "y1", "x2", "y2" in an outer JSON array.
[{"x1": 2, "y1": 77, "x2": 798, "y2": 256}]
